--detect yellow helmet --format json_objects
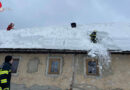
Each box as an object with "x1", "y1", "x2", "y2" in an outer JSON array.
[{"x1": 93, "y1": 30, "x2": 97, "y2": 32}]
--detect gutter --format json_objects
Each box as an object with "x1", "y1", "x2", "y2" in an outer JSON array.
[{"x1": 70, "y1": 54, "x2": 77, "y2": 90}]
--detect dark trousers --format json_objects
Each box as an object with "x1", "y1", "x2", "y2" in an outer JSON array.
[
  {"x1": 0, "y1": 84, "x2": 10, "y2": 90},
  {"x1": 91, "y1": 37, "x2": 97, "y2": 43}
]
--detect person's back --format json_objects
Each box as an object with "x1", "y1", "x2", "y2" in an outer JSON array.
[{"x1": 0, "y1": 55, "x2": 13, "y2": 90}]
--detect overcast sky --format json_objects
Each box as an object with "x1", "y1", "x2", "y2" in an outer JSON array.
[{"x1": 0, "y1": 0, "x2": 130, "y2": 29}]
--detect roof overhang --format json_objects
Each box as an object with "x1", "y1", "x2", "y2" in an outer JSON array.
[
  {"x1": 109, "y1": 50, "x2": 130, "y2": 54},
  {"x1": 0, "y1": 48, "x2": 88, "y2": 54},
  {"x1": 0, "y1": 48, "x2": 130, "y2": 54}
]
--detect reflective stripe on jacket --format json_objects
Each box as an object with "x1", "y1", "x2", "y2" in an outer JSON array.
[
  {"x1": 1, "y1": 79, "x2": 7, "y2": 84},
  {"x1": 0, "y1": 70, "x2": 9, "y2": 75}
]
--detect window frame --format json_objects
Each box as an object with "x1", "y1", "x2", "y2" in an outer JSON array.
[
  {"x1": 12, "y1": 56, "x2": 21, "y2": 76},
  {"x1": 84, "y1": 57, "x2": 99, "y2": 76},
  {"x1": 46, "y1": 56, "x2": 63, "y2": 76}
]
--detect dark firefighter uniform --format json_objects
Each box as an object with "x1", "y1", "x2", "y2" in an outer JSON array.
[
  {"x1": 0, "y1": 62, "x2": 12, "y2": 90},
  {"x1": 90, "y1": 31, "x2": 97, "y2": 43}
]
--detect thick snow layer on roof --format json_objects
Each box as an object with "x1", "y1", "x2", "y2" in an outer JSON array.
[{"x1": 0, "y1": 23, "x2": 130, "y2": 51}]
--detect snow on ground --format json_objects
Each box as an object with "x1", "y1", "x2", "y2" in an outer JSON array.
[{"x1": 0, "y1": 23, "x2": 130, "y2": 52}]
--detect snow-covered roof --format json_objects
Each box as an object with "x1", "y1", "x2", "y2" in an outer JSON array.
[{"x1": 0, "y1": 23, "x2": 130, "y2": 52}]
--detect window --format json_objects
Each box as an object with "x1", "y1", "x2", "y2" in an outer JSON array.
[
  {"x1": 86, "y1": 59, "x2": 99, "y2": 76},
  {"x1": 47, "y1": 57, "x2": 62, "y2": 75},
  {"x1": 11, "y1": 58, "x2": 20, "y2": 73}
]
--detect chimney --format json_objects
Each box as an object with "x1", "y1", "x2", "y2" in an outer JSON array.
[{"x1": 71, "y1": 22, "x2": 76, "y2": 28}]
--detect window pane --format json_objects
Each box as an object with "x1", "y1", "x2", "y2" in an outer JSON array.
[
  {"x1": 48, "y1": 58, "x2": 61, "y2": 74},
  {"x1": 88, "y1": 61, "x2": 97, "y2": 74},
  {"x1": 51, "y1": 61, "x2": 59, "y2": 73},
  {"x1": 11, "y1": 59, "x2": 19, "y2": 73}
]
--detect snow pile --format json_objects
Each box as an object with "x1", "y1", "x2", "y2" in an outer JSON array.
[
  {"x1": 0, "y1": 23, "x2": 130, "y2": 52},
  {"x1": 0, "y1": 27, "x2": 113, "y2": 50}
]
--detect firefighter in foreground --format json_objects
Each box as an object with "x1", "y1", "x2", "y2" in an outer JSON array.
[
  {"x1": 90, "y1": 30, "x2": 97, "y2": 43},
  {"x1": 0, "y1": 56, "x2": 13, "y2": 90}
]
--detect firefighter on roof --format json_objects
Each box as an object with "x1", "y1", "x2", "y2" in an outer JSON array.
[{"x1": 90, "y1": 30, "x2": 97, "y2": 43}]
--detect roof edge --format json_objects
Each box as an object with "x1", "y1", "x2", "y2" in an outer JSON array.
[
  {"x1": 0, "y1": 48, "x2": 130, "y2": 54},
  {"x1": 0, "y1": 48, "x2": 88, "y2": 54},
  {"x1": 109, "y1": 50, "x2": 130, "y2": 54}
]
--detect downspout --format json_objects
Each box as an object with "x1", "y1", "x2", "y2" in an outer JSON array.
[
  {"x1": 70, "y1": 54, "x2": 77, "y2": 90},
  {"x1": 70, "y1": 23, "x2": 77, "y2": 90}
]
